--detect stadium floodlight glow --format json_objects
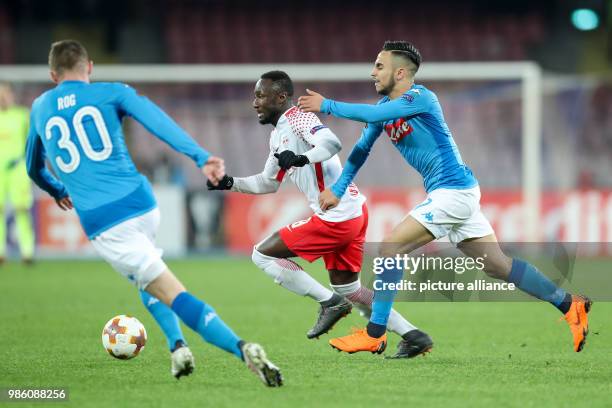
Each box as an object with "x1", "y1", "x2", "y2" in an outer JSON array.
[
  {"x1": 0, "y1": 62, "x2": 543, "y2": 240},
  {"x1": 571, "y1": 8, "x2": 599, "y2": 31}
]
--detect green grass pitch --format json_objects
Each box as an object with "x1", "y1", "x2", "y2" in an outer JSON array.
[{"x1": 1, "y1": 258, "x2": 611, "y2": 407}]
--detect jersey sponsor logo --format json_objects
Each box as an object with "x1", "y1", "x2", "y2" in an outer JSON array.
[
  {"x1": 310, "y1": 124, "x2": 328, "y2": 134},
  {"x1": 384, "y1": 118, "x2": 413, "y2": 144},
  {"x1": 402, "y1": 94, "x2": 414, "y2": 103},
  {"x1": 348, "y1": 183, "x2": 360, "y2": 197}
]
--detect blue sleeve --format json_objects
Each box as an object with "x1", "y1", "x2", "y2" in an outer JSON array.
[
  {"x1": 25, "y1": 126, "x2": 68, "y2": 200},
  {"x1": 330, "y1": 123, "x2": 383, "y2": 198},
  {"x1": 117, "y1": 85, "x2": 210, "y2": 167},
  {"x1": 321, "y1": 91, "x2": 430, "y2": 123}
]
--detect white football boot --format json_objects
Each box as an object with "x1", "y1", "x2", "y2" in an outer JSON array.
[
  {"x1": 171, "y1": 343, "x2": 195, "y2": 379},
  {"x1": 241, "y1": 342, "x2": 283, "y2": 387}
]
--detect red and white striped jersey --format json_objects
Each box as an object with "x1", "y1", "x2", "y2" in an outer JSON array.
[{"x1": 265, "y1": 106, "x2": 365, "y2": 222}]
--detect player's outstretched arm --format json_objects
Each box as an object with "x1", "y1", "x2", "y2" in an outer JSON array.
[
  {"x1": 207, "y1": 152, "x2": 280, "y2": 194},
  {"x1": 118, "y1": 84, "x2": 211, "y2": 167},
  {"x1": 208, "y1": 173, "x2": 280, "y2": 194},
  {"x1": 25, "y1": 129, "x2": 71, "y2": 210},
  {"x1": 299, "y1": 89, "x2": 430, "y2": 123},
  {"x1": 327, "y1": 123, "x2": 382, "y2": 202}
]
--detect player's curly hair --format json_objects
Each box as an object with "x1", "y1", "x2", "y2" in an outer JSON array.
[
  {"x1": 383, "y1": 40, "x2": 421, "y2": 74},
  {"x1": 260, "y1": 70, "x2": 294, "y2": 97}
]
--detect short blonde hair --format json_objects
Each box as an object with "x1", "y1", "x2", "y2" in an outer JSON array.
[{"x1": 48, "y1": 40, "x2": 89, "y2": 76}]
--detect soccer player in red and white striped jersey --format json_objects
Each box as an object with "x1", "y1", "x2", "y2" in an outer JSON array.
[{"x1": 208, "y1": 71, "x2": 432, "y2": 357}]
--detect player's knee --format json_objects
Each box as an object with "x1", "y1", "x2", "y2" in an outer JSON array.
[
  {"x1": 252, "y1": 247, "x2": 283, "y2": 282},
  {"x1": 329, "y1": 269, "x2": 359, "y2": 286},
  {"x1": 331, "y1": 278, "x2": 360, "y2": 296},
  {"x1": 377, "y1": 244, "x2": 399, "y2": 259},
  {"x1": 379, "y1": 235, "x2": 408, "y2": 258},
  {"x1": 252, "y1": 247, "x2": 273, "y2": 269}
]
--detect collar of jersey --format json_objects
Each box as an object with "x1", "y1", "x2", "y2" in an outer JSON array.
[{"x1": 58, "y1": 80, "x2": 87, "y2": 86}]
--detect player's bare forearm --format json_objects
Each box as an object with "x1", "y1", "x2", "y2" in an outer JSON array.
[{"x1": 297, "y1": 89, "x2": 325, "y2": 113}]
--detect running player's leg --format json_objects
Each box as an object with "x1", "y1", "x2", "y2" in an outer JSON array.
[
  {"x1": 252, "y1": 226, "x2": 339, "y2": 305},
  {"x1": 457, "y1": 233, "x2": 591, "y2": 352},
  {"x1": 8, "y1": 163, "x2": 34, "y2": 262},
  {"x1": 369, "y1": 215, "x2": 435, "y2": 337},
  {"x1": 138, "y1": 290, "x2": 186, "y2": 350},
  {"x1": 134, "y1": 204, "x2": 188, "y2": 356},
  {"x1": 329, "y1": 215, "x2": 434, "y2": 354},
  {"x1": 92, "y1": 209, "x2": 282, "y2": 385},
  {"x1": 145, "y1": 269, "x2": 282, "y2": 386},
  {"x1": 329, "y1": 269, "x2": 432, "y2": 358},
  {"x1": 252, "y1": 229, "x2": 349, "y2": 337},
  {"x1": 145, "y1": 269, "x2": 242, "y2": 358}
]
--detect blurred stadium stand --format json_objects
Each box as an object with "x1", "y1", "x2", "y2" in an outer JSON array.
[
  {"x1": 0, "y1": 6, "x2": 15, "y2": 63},
  {"x1": 164, "y1": 2, "x2": 545, "y2": 63}
]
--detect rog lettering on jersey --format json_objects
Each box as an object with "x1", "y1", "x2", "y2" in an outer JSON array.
[
  {"x1": 384, "y1": 118, "x2": 413, "y2": 144},
  {"x1": 57, "y1": 94, "x2": 76, "y2": 110}
]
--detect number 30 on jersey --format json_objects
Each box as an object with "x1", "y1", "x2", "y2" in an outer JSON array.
[{"x1": 45, "y1": 106, "x2": 113, "y2": 173}]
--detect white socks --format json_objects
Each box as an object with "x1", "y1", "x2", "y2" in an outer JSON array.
[
  {"x1": 251, "y1": 247, "x2": 419, "y2": 336},
  {"x1": 331, "y1": 280, "x2": 417, "y2": 336},
  {"x1": 252, "y1": 248, "x2": 333, "y2": 302}
]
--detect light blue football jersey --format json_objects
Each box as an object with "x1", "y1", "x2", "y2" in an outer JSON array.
[
  {"x1": 26, "y1": 80, "x2": 209, "y2": 238},
  {"x1": 321, "y1": 84, "x2": 478, "y2": 197}
]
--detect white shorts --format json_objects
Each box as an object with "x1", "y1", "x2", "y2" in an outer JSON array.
[
  {"x1": 91, "y1": 208, "x2": 167, "y2": 290},
  {"x1": 409, "y1": 186, "x2": 494, "y2": 244}
]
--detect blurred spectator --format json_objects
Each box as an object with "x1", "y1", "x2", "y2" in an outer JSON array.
[{"x1": 0, "y1": 83, "x2": 35, "y2": 264}]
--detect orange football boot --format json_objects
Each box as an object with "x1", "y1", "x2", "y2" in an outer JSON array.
[
  {"x1": 329, "y1": 328, "x2": 387, "y2": 354},
  {"x1": 563, "y1": 295, "x2": 592, "y2": 352}
]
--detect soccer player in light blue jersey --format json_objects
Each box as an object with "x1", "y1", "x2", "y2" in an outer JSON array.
[
  {"x1": 25, "y1": 40, "x2": 282, "y2": 386},
  {"x1": 298, "y1": 40, "x2": 591, "y2": 355}
]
